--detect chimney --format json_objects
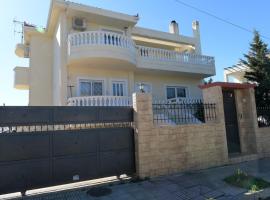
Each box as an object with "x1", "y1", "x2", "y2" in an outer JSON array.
[
  {"x1": 192, "y1": 21, "x2": 201, "y2": 54},
  {"x1": 169, "y1": 20, "x2": 179, "y2": 35}
]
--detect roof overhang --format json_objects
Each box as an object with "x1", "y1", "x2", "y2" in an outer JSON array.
[
  {"x1": 46, "y1": 0, "x2": 139, "y2": 36},
  {"x1": 132, "y1": 27, "x2": 197, "y2": 47}
]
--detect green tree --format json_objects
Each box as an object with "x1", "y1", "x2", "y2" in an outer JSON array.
[
  {"x1": 241, "y1": 31, "x2": 270, "y2": 107},
  {"x1": 204, "y1": 77, "x2": 213, "y2": 85}
]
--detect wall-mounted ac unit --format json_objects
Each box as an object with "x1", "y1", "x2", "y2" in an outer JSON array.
[
  {"x1": 24, "y1": 46, "x2": 30, "y2": 58},
  {"x1": 72, "y1": 17, "x2": 87, "y2": 31}
]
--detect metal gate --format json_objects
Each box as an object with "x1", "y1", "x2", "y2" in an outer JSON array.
[
  {"x1": 0, "y1": 107, "x2": 135, "y2": 195},
  {"x1": 222, "y1": 90, "x2": 241, "y2": 154}
]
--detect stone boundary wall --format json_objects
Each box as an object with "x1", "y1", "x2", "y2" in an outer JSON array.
[
  {"x1": 256, "y1": 127, "x2": 270, "y2": 157},
  {"x1": 133, "y1": 89, "x2": 270, "y2": 178},
  {"x1": 133, "y1": 93, "x2": 228, "y2": 178}
]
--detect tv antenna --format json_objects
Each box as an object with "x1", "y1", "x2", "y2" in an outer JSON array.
[{"x1": 13, "y1": 19, "x2": 24, "y2": 43}]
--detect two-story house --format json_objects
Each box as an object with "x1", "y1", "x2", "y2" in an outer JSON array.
[{"x1": 14, "y1": 0, "x2": 216, "y2": 106}]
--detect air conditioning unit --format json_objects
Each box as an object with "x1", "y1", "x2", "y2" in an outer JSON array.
[
  {"x1": 72, "y1": 17, "x2": 87, "y2": 31},
  {"x1": 24, "y1": 46, "x2": 30, "y2": 58}
]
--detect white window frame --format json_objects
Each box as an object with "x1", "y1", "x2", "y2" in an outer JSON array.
[
  {"x1": 135, "y1": 82, "x2": 153, "y2": 93},
  {"x1": 110, "y1": 79, "x2": 128, "y2": 97},
  {"x1": 77, "y1": 77, "x2": 106, "y2": 97},
  {"x1": 165, "y1": 84, "x2": 189, "y2": 100}
]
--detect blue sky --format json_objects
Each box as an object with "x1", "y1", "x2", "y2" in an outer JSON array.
[{"x1": 0, "y1": 0, "x2": 269, "y2": 105}]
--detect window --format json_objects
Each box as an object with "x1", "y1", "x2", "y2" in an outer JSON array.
[
  {"x1": 112, "y1": 81, "x2": 127, "y2": 96},
  {"x1": 79, "y1": 79, "x2": 104, "y2": 96},
  {"x1": 135, "y1": 83, "x2": 152, "y2": 93},
  {"x1": 166, "y1": 86, "x2": 187, "y2": 100}
]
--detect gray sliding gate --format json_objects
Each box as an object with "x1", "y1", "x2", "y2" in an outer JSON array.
[{"x1": 0, "y1": 107, "x2": 135, "y2": 195}]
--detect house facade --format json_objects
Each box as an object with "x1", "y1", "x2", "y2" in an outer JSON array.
[{"x1": 14, "y1": 0, "x2": 216, "y2": 106}]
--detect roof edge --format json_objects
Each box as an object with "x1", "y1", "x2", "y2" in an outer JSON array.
[{"x1": 199, "y1": 82, "x2": 256, "y2": 90}]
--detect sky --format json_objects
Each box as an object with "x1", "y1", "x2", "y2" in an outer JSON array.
[{"x1": 0, "y1": 0, "x2": 269, "y2": 105}]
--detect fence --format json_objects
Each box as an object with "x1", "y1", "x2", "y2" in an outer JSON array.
[
  {"x1": 152, "y1": 100, "x2": 216, "y2": 125},
  {"x1": 257, "y1": 106, "x2": 270, "y2": 127},
  {"x1": 0, "y1": 106, "x2": 133, "y2": 133}
]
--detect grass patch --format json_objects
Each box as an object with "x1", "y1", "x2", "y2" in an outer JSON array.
[{"x1": 224, "y1": 169, "x2": 270, "y2": 192}]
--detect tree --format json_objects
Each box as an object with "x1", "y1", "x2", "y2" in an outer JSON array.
[
  {"x1": 204, "y1": 77, "x2": 213, "y2": 85},
  {"x1": 241, "y1": 31, "x2": 270, "y2": 107}
]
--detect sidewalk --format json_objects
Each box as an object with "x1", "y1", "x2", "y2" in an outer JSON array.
[{"x1": 5, "y1": 158, "x2": 270, "y2": 200}]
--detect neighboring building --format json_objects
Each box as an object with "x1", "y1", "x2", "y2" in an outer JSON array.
[
  {"x1": 14, "y1": 0, "x2": 216, "y2": 106},
  {"x1": 224, "y1": 63, "x2": 248, "y2": 83}
]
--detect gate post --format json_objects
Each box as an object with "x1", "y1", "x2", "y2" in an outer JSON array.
[
  {"x1": 132, "y1": 93, "x2": 156, "y2": 178},
  {"x1": 200, "y1": 83, "x2": 258, "y2": 159}
]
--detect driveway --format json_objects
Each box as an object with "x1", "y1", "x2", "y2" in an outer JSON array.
[{"x1": 4, "y1": 158, "x2": 270, "y2": 200}]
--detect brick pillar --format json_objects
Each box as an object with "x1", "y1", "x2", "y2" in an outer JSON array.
[
  {"x1": 132, "y1": 93, "x2": 158, "y2": 178},
  {"x1": 235, "y1": 88, "x2": 259, "y2": 154},
  {"x1": 202, "y1": 86, "x2": 226, "y2": 124},
  {"x1": 202, "y1": 86, "x2": 229, "y2": 161}
]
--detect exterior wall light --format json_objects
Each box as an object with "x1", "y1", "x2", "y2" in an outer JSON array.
[{"x1": 139, "y1": 83, "x2": 145, "y2": 93}]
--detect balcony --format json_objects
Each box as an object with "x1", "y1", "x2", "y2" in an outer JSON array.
[
  {"x1": 67, "y1": 31, "x2": 215, "y2": 76},
  {"x1": 68, "y1": 96, "x2": 132, "y2": 107},
  {"x1": 14, "y1": 67, "x2": 29, "y2": 90},
  {"x1": 15, "y1": 44, "x2": 30, "y2": 58},
  {"x1": 68, "y1": 31, "x2": 137, "y2": 66},
  {"x1": 137, "y1": 46, "x2": 215, "y2": 76}
]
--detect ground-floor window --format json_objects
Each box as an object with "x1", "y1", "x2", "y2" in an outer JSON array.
[
  {"x1": 79, "y1": 79, "x2": 104, "y2": 96},
  {"x1": 166, "y1": 86, "x2": 187, "y2": 100},
  {"x1": 112, "y1": 80, "x2": 127, "y2": 96}
]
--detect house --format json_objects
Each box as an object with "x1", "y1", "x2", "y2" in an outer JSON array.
[
  {"x1": 224, "y1": 51, "x2": 270, "y2": 83},
  {"x1": 14, "y1": 0, "x2": 216, "y2": 106},
  {"x1": 224, "y1": 63, "x2": 248, "y2": 83}
]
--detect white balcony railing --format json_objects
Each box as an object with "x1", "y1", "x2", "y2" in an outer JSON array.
[
  {"x1": 67, "y1": 31, "x2": 215, "y2": 74},
  {"x1": 137, "y1": 45, "x2": 215, "y2": 66},
  {"x1": 68, "y1": 96, "x2": 132, "y2": 107},
  {"x1": 68, "y1": 31, "x2": 135, "y2": 53}
]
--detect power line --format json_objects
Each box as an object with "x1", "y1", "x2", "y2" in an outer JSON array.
[{"x1": 173, "y1": 0, "x2": 270, "y2": 41}]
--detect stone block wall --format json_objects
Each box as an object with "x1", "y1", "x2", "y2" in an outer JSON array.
[
  {"x1": 234, "y1": 88, "x2": 258, "y2": 154},
  {"x1": 256, "y1": 127, "x2": 270, "y2": 157},
  {"x1": 133, "y1": 93, "x2": 228, "y2": 178}
]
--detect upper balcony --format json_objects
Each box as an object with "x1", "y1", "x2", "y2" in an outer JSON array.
[
  {"x1": 68, "y1": 31, "x2": 137, "y2": 66},
  {"x1": 137, "y1": 46, "x2": 215, "y2": 76},
  {"x1": 67, "y1": 31, "x2": 215, "y2": 76}
]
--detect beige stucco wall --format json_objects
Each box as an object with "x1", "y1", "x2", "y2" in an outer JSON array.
[
  {"x1": 52, "y1": 12, "x2": 68, "y2": 106},
  {"x1": 28, "y1": 35, "x2": 53, "y2": 106},
  {"x1": 67, "y1": 65, "x2": 204, "y2": 100},
  {"x1": 134, "y1": 72, "x2": 203, "y2": 100}
]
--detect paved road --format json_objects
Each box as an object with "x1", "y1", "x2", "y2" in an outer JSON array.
[{"x1": 6, "y1": 158, "x2": 270, "y2": 200}]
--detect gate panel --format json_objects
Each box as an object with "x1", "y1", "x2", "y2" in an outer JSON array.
[
  {"x1": 99, "y1": 128, "x2": 133, "y2": 151},
  {"x1": 0, "y1": 107, "x2": 52, "y2": 126},
  {"x1": 0, "y1": 159, "x2": 51, "y2": 194},
  {"x1": 0, "y1": 106, "x2": 135, "y2": 195},
  {"x1": 53, "y1": 130, "x2": 99, "y2": 156},
  {"x1": 53, "y1": 155, "x2": 98, "y2": 184},
  {"x1": 0, "y1": 133, "x2": 50, "y2": 162}
]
